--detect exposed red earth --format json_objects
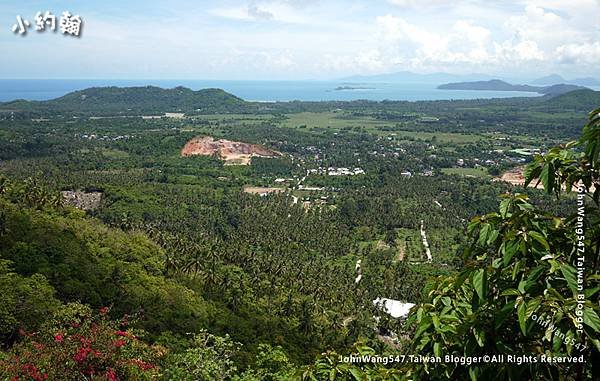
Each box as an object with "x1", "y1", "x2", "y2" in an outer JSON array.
[{"x1": 181, "y1": 136, "x2": 281, "y2": 165}]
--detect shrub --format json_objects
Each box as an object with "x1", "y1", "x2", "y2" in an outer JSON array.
[{"x1": 0, "y1": 303, "x2": 162, "y2": 381}]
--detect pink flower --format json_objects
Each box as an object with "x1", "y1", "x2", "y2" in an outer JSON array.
[
  {"x1": 54, "y1": 333, "x2": 64, "y2": 343},
  {"x1": 73, "y1": 347, "x2": 91, "y2": 362},
  {"x1": 129, "y1": 358, "x2": 154, "y2": 371},
  {"x1": 91, "y1": 349, "x2": 103, "y2": 358},
  {"x1": 113, "y1": 339, "x2": 126, "y2": 348},
  {"x1": 79, "y1": 337, "x2": 91, "y2": 347},
  {"x1": 105, "y1": 368, "x2": 119, "y2": 381},
  {"x1": 21, "y1": 364, "x2": 47, "y2": 381},
  {"x1": 99, "y1": 307, "x2": 109, "y2": 315}
]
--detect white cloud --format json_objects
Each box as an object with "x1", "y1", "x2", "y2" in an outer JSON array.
[
  {"x1": 247, "y1": 5, "x2": 275, "y2": 20},
  {"x1": 265, "y1": 51, "x2": 296, "y2": 68},
  {"x1": 493, "y1": 39, "x2": 545, "y2": 62},
  {"x1": 556, "y1": 42, "x2": 600, "y2": 65},
  {"x1": 374, "y1": 14, "x2": 545, "y2": 70},
  {"x1": 317, "y1": 50, "x2": 388, "y2": 73},
  {"x1": 210, "y1": 1, "x2": 308, "y2": 23},
  {"x1": 355, "y1": 49, "x2": 386, "y2": 71},
  {"x1": 387, "y1": 0, "x2": 452, "y2": 7},
  {"x1": 504, "y1": 2, "x2": 600, "y2": 52},
  {"x1": 452, "y1": 20, "x2": 490, "y2": 47},
  {"x1": 376, "y1": 14, "x2": 447, "y2": 56},
  {"x1": 2, "y1": 0, "x2": 599, "y2": 79},
  {"x1": 505, "y1": 5, "x2": 566, "y2": 44}
]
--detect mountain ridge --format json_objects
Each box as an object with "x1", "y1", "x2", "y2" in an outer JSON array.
[
  {"x1": 531, "y1": 74, "x2": 600, "y2": 86},
  {"x1": 437, "y1": 79, "x2": 586, "y2": 95}
]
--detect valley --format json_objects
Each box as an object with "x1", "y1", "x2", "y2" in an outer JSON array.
[{"x1": 0, "y1": 86, "x2": 597, "y2": 379}]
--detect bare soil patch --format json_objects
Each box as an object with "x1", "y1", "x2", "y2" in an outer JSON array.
[
  {"x1": 396, "y1": 241, "x2": 406, "y2": 261},
  {"x1": 496, "y1": 166, "x2": 595, "y2": 193},
  {"x1": 495, "y1": 166, "x2": 543, "y2": 189},
  {"x1": 243, "y1": 186, "x2": 285, "y2": 195},
  {"x1": 499, "y1": 166, "x2": 527, "y2": 186},
  {"x1": 375, "y1": 240, "x2": 391, "y2": 251},
  {"x1": 181, "y1": 136, "x2": 281, "y2": 165}
]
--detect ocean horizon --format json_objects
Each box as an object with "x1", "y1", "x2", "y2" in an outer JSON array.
[{"x1": 0, "y1": 79, "x2": 545, "y2": 103}]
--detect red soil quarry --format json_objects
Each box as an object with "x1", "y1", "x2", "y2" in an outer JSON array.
[{"x1": 181, "y1": 136, "x2": 281, "y2": 165}]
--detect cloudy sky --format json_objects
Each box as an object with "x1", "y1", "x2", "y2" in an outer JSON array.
[{"x1": 1, "y1": 0, "x2": 599, "y2": 80}]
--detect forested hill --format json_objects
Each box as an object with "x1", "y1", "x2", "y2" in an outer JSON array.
[
  {"x1": 540, "y1": 88, "x2": 600, "y2": 112},
  {"x1": 0, "y1": 86, "x2": 251, "y2": 115}
]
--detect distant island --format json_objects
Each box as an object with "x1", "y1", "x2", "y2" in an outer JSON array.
[
  {"x1": 437, "y1": 79, "x2": 587, "y2": 95},
  {"x1": 333, "y1": 85, "x2": 375, "y2": 91},
  {"x1": 340, "y1": 71, "x2": 600, "y2": 87}
]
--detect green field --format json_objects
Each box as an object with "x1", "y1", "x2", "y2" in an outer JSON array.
[
  {"x1": 283, "y1": 111, "x2": 484, "y2": 143},
  {"x1": 441, "y1": 166, "x2": 490, "y2": 177}
]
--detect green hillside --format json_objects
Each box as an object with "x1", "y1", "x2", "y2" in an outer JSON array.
[
  {"x1": 0, "y1": 86, "x2": 251, "y2": 115},
  {"x1": 540, "y1": 89, "x2": 600, "y2": 112}
]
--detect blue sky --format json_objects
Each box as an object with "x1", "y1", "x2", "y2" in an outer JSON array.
[{"x1": 1, "y1": 0, "x2": 599, "y2": 80}]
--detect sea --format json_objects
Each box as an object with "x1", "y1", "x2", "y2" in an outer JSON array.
[{"x1": 0, "y1": 79, "x2": 543, "y2": 103}]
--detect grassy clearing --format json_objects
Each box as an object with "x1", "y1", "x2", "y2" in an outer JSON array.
[
  {"x1": 189, "y1": 111, "x2": 509, "y2": 145},
  {"x1": 396, "y1": 228, "x2": 426, "y2": 262},
  {"x1": 442, "y1": 167, "x2": 490, "y2": 177},
  {"x1": 190, "y1": 114, "x2": 273, "y2": 122},
  {"x1": 101, "y1": 148, "x2": 130, "y2": 159},
  {"x1": 283, "y1": 112, "x2": 483, "y2": 143},
  {"x1": 390, "y1": 130, "x2": 482, "y2": 143},
  {"x1": 283, "y1": 112, "x2": 388, "y2": 129}
]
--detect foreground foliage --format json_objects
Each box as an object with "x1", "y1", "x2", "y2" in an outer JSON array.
[
  {"x1": 302, "y1": 110, "x2": 600, "y2": 380},
  {"x1": 405, "y1": 108, "x2": 600, "y2": 380}
]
